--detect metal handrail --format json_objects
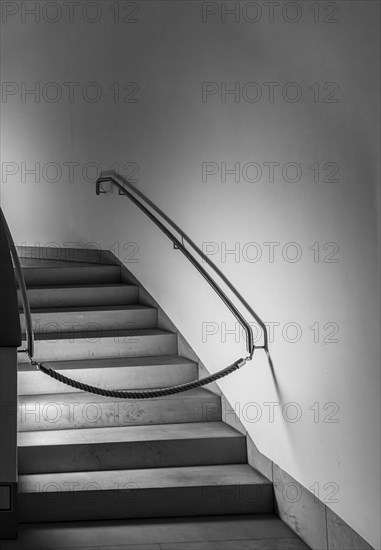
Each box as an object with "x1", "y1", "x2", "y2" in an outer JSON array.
[
  {"x1": 0, "y1": 175, "x2": 270, "y2": 380},
  {"x1": 96, "y1": 174, "x2": 270, "y2": 360},
  {"x1": 0, "y1": 208, "x2": 34, "y2": 358}
]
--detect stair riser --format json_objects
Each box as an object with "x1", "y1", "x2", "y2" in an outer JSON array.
[
  {"x1": 19, "y1": 286, "x2": 138, "y2": 308},
  {"x1": 20, "y1": 308, "x2": 157, "y2": 335},
  {"x1": 18, "y1": 364, "x2": 198, "y2": 395},
  {"x1": 22, "y1": 266, "x2": 120, "y2": 286},
  {"x1": 18, "y1": 485, "x2": 273, "y2": 522},
  {"x1": 18, "y1": 334, "x2": 178, "y2": 362},
  {"x1": 17, "y1": 397, "x2": 221, "y2": 432},
  {"x1": 19, "y1": 437, "x2": 247, "y2": 474}
]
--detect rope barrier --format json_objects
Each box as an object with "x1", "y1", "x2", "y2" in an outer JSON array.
[{"x1": 28, "y1": 354, "x2": 252, "y2": 399}]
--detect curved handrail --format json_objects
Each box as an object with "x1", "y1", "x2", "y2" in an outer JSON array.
[
  {"x1": 0, "y1": 208, "x2": 34, "y2": 358},
  {"x1": 96, "y1": 173, "x2": 270, "y2": 360}
]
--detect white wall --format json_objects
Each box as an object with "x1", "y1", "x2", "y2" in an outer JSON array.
[{"x1": 1, "y1": 1, "x2": 379, "y2": 546}]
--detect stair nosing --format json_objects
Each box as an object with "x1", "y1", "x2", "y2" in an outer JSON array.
[
  {"x1": 17, "y1": 421, "x2": 244, "y2": 447},
  {"x1": 20, "y1": 327, "x2": 176, "y2": 343},
  {"x1": 18, "y1": 464, "x2": 271, "y2": 492},
  {"x1": 18, "y1": 386, "x2": 218, "y2": 401},
  {"x1": 18, "y1": 354, "x2": 197, "y2": 372},
  {"x1": 23, "y1": 304, "x2": 155, "y2": 314}
]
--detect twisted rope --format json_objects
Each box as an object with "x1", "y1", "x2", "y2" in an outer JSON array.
[{"x1": 29, "y1": 355, "x2": 252, "y2": 399}]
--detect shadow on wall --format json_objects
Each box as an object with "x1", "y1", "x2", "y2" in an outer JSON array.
[{"x1": 100, "y1": 169, "x2": 279, "y2": 385}]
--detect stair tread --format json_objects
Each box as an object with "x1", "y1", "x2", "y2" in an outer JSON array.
[
  {"x1": 20, "y1": 258, "x2": 115, "y2": 268},
  {"x1": 18, "y1": 421, "x2": 243, "y2": 447},
  {"x1": 18, "y1": 464, "x2": 270, "y2": 492},
  {"x1": 18, "y1": 354, "x2": 196, "y2": 372},
  {"x1": 23, "y1": 283, "x2": 136, "y2": 290},
  {"x1": 27, "y1": 304, "x2": 153, "y2": 313},
  {"x1": 18, "y1": 387, "x2": 216, "y2": 403},
  {"x1": 24, "y1": 327, "x2": 175, "y2": 341}
]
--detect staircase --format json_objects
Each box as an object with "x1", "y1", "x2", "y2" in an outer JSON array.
[{"x1": 16, "y1": 251, "x2": 273, "y2": 523}]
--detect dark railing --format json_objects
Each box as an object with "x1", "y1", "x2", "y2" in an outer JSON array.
[
  {"x1": 0, "y1": 207, "x2": 33, "y2": 357},
  {"x1": 96, "y1": 172, "x2": 271, "y2": 362}
]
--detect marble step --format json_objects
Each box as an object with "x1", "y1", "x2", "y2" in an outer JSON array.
[
  {"x1": 18, "y1": 464, "x2": 273, "y2": 522},
  {"x1": 20, "y1": 304, "x2": 158, "y2": 334},
  {"x1": 17, "y1": 247, "x2": 112, "y2": 264},
  {"x1": 18, "y1": 422, "x2": 246, "y2": 473},
  {"x1": 20, "y1": 259, "x2": 106, "y2": 267},
  {"x1": 17, "y1": 388, "x2": 221, "y2": 432},
  {"x1": 0, "y1": 514, "x2": 310, "y2": 549},
  {"x1": 18, "y1": 328, "x2": 178, "y2": 362},
  {"x1": 20, "y1": 260, "x2": 120, "y2": 286},
  {"x1": 18, "y1": 355, "x2": 198, "y2": 395},
  {"x1": 18, "y1": 283, "x2": 138, "y2": 309}
]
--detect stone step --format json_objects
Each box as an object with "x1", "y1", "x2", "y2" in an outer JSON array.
[
  {"x1": 17, "y1": 247, "x2": 112, "y2": 264},
  {"x1": 0, "y1": 515, "x2": 311, "y2": 549},
  {"x1": 17, "y1": 388, "x2": 221, "y2": 432},
  {"x1": 19, "y1": 259, "x2": 107, "y2": 268},
  {"x1": 18, "y1": 283, "x2": 139, "y2": 308},
  {"x1": 18, "y1": 355, "x2": 198, "y2": 395},
  {"x1": 18, "y1": 464, "x2": 273, "y2": 522},
  {"x1": 18, "y1": 422, "x2": 247, "y2": 473},
  {"x1": 20, "y1": 304, "x2": 158, "y2": 334},
  {"x1": 18, "y1": 328, "x2": 178, "y2": 362},
  {"x1": 21, "y1": 260, "x2": 120, "y2": 286}
]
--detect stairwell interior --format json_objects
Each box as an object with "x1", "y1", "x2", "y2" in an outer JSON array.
[{"x1": 11, "y1": 247, "x2": 311, "y2": 548}]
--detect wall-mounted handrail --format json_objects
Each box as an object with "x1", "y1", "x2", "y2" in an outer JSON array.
[
  {"x1": 0, "y1": 175, "x2": 272, "y2": 399},
  {"x1": 0, "y1": 208, "x2": 34, "y2": 358},
  {"x1": 0, "y1": 176, "x2": 272, "y2": 400},
  {"x1": 96, "y1": 173, "x2": 270, "y2": 360}
]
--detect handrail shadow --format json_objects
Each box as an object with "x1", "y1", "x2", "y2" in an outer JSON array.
[{"x1": 99, "y1": 169, "x2": 274, "y2": 371}]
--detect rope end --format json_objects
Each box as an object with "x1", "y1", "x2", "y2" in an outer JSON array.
[{"x1": 31, "y1": 360, "x2": 41, "y2": 370}]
